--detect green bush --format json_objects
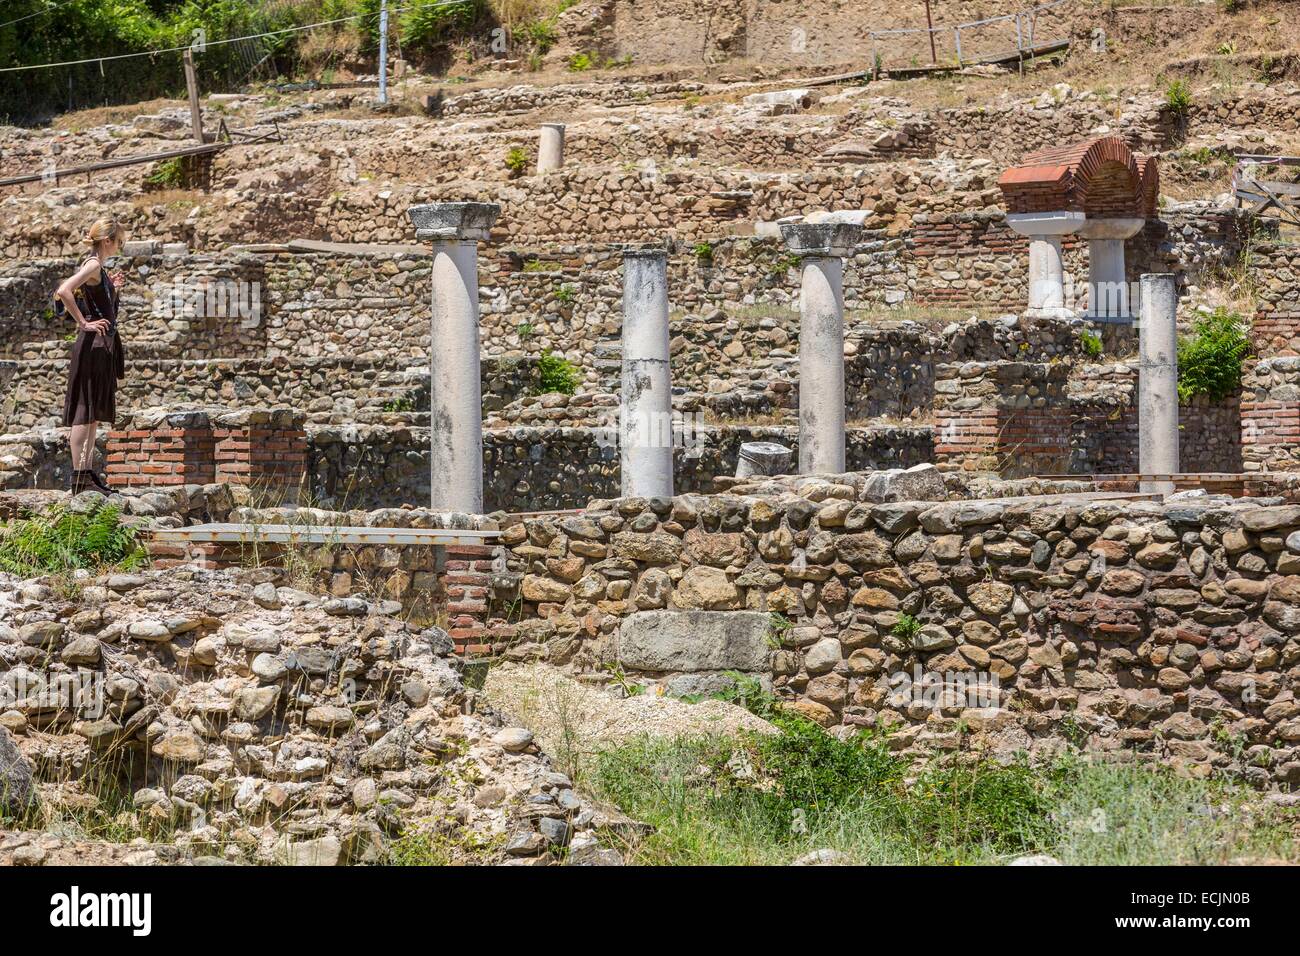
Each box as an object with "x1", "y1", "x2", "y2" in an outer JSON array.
[
  {"x1": 504, "y1": 146, "x2": 528, "y2": 176},
  {"x1": 1164, "y1": 77, "x2": 1192, "y2": 115},
  {"x1": 536, "y1": 349, "x2": 580, "y2": 394},
  {"x1": 399, "y1": 0, "x2": 484, "y2": 50},
  {"x1": 1177, "y1": 307, "x2": 1251, "y2": 402},
  {"x1": 566, "y1": 51, "x2": 593, "y2": 72},
  {"x1": 1080, "y1": 329, "x2": 1103, "y2": 359},
  {"x1": 0, "y1": 502, "x2": 147, "y2": 578},
  {"x1": 693, "y1": 241, "x2": 714, "y2": 263},
  {"x1": 145, "y1": 157, "x2": 185, "y2": 189}
]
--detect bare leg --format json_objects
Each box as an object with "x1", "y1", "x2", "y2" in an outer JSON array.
[
  {"x1": 84, "y1": 421, "x2": 98, "y2": 472},
  {"x1": 69, "y1": 423, "x2": 90, "y2": 473}
]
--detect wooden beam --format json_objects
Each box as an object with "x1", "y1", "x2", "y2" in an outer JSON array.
[{"x1": 0, "y1": 141, "x2": 226, "y2": 188}]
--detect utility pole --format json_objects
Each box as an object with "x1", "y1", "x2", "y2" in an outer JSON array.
[
  {"x1": 925, "y1": 0, "x2": 937, "y2": 64},
  {"x1": 378, "y1": 0, "x2": 389, "y2": 105}
]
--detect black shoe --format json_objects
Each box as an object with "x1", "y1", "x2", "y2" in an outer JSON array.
[
  {"x1": 86, "y1": 470, "x2": 113, "y2": 494},
  {"x1": 69, "y1": 470, "x2": 92, "y2": 494}
]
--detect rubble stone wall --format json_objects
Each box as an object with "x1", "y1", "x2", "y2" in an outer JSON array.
[
  {"x1": 308, "y1": 423, "x2": 933, "y2": 512},
  {"x1": 498, "y1": 491, "x2": 1300, "y2": 787}
]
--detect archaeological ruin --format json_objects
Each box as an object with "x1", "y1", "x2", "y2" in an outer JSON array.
[{"x1": 5, "y1": 0, "x2": 1300, "y2": 871}]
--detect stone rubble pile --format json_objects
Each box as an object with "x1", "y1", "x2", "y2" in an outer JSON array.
[{"x1": 0, "y1": 566, "x2": 626, "y2": 865}]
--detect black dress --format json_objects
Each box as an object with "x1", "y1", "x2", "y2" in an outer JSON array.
[{"x1": 61, "y1": 258, "x2": 125, "y2": 427}]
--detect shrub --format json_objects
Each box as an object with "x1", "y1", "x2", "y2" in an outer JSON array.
[
  {"x1": 536, "y1": 349, "x2": 580, "y2": 394},
  {"x1": 554, "y1": 283, "x2": 576, "y2": 303},
  {"x1": 693, "y1": 241, "x2": 714, "y2": 263},
  {"x1": 1177, "y1": 308, "x2": 1251, "y2": 402},
  {"x1": 566, "y1": 52, "x2": 593, "y2": 72},
  {"x1": 505, "y1": 146, "x2": 528, "y2": 176},
  {"x1": 1164, "y1": 77, "x2": 1192, "y2": 116},
  {"x1": 0, "y1": 502, "x2": 147, "y2": 578},
  {"x1": 145, "y1": 157, "x2": 184, "y2": 189},
  {"x1": 519, "y1": 18, "x2": 557, "y2": 53}
]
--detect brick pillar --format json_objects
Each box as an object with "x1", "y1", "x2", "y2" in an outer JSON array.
[
  {"x1": 106, "y1": 409, "x2": 217, "y2": 487},
  {"x1": 213, "y1": 409, "x2": 308, "y2": 502},
  {"x1": 442, "y1": 542, "x2": 515, "y2": 656}
]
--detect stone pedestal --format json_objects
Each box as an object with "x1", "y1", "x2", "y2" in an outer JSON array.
[
  {"x1": 1138, "y1": 273, "x2": 1179, "y2": 494},
  {"x1": 408, "y1": 201, "x2": 500, "y2": 514},
  {"x1": 538, "y1": 123, "x2": 565, "y2": 173},
  {"x1": 1007, "y1": 211, "x2": 1085, "y2": 319},
  {"x1": 780, "y1": 220, "x2": 862, "y2": 475},
  {"x1": 1079, "y1": 217, "x2": 1145, "y2": 323},
  {"x1": 620, "y1": 249, "x2": 673, "y2": 499}
]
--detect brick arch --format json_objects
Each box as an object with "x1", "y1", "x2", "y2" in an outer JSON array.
[{"x1": 998, "y1": 136, "x2": 1152, "y2": 219}]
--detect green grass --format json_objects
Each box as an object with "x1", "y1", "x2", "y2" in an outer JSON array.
[{"x1": 586, "y1": 716, "x2": 1298, "y2": 866}]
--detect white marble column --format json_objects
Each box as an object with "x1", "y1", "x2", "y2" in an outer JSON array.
[
  {"x1": 407, "y1": 201, "x2": 500, "y2": 513},
  {"x1": 538, "y1": 123, "x2": 565, "y2": 173},
  {"x1": 620, "y1": 249, "x2": 673, "y2": 499},
  {"x1": 1079, "y1": 217, "x2": 1145, "y2": 322},
  {"x1": 779, "y1": 219, "x2": 863, "y2": 475},
  {"x1": 1139, "y1": 273, "x2": 1179, "y2": 495},
  {"x1": 1007, "y1": 211, "x2": 1085, "y2": 319}
]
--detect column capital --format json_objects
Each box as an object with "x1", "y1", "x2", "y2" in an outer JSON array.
[
  {"x1": 407, "y1": 201, "x2": 500, "y2": 241},
  {"x1": 779, "y1": 221, "x2": 863, "y2": 258},
  {"x1": 1006, "y1": 210, "x2": 1085, "y2": 237}
]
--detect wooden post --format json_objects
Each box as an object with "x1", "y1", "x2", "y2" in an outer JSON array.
[
  {"x1": 925, "y1": 0, "x2": 937, "y2": 64},
  {"x1": 183, "y1": 48, "x2": 204, "y2": 144}
]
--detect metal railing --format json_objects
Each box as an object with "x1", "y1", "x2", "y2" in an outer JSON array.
[{"x1": 869, "y1": 0, "x2": 1073, "y2": 73}]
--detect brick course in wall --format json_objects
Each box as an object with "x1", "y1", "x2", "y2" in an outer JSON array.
[{"x1": 107, "y1": 407, "x2": 307, "y2": 498}]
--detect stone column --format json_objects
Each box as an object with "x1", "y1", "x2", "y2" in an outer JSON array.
[
  {"x1": 1078, "y1": 217, "x2": 1145, "y2": 322},
  {"x1": 620, "y1": 249, "x2": 673, "y2": 499},
  {"x1": 1007, "y1": 211, "x2": 1085, "y2": 319},
  {"x1": 779, "y1": 220, "x2": 863, "y2": 475},
  {"x1": 538, "y1": 123, "x2": 565, "y2": 173},
  {"x1": 407, "y1": 201, "x2": 500, "y2": 513},
  {"x1": 1139, "y1": 273, "x2": 1179, "y2": 495}
]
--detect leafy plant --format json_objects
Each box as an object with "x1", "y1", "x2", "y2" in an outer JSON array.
[
  {"x1": 522, "y1": 259, "x2": 552, "y2": 273},
  {"x1": 1177, "y1": 308, "x2": 1251, "y2": 402},
  {"x1": 145, "y1": 157, "x2": 184, "y2": 189},
  {"x1": 0, "y1": 502, "x2": 147, "y2": 578},
  {"x1": 1163, "y1": 77, "x2": 1192, "y2": 116},
  {"x1": 536, "y1": 349, "x2": 580, "y2": 395},
  {"x1": 382, "y1": 396, "x2": 414, "y2": 413},
  {"x1": 554, "y1": 283, "x2": 576, "y2": 303},
  {"x1": 693, "y1": 241, "x2": 714, "y2": 263},
  {"x1": 1079, "y1": 329, "x2": 1103, "y2": 359},
  {"x1": 566, "y1": 51, "x2": 593, "y2": 72},
  {"x1": 890, "y1": 613, "x2": 922, "y2": 642},
  {"x1": 399, "y1": 0, "x2": 484, "y2": 50},
  {"x1": 505, "y1": 146, "x2": 529, "y2": 177}
]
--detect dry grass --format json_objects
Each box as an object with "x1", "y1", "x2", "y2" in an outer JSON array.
[{"x1": 53, "y1": 98, "x2": 186, "y2": 132}]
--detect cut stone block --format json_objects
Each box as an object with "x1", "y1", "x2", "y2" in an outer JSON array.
[{"x1": 616, "y1": 610, "x2": 772, "y2": 672}]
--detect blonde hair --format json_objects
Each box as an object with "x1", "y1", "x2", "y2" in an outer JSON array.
[{"x1": 85, "y1": 218, "x2": 126, "y2": 253}]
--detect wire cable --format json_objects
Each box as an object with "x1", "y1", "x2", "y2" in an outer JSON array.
[{"x1": 0, "y1": 0, "x2": 80, "y2": 31}]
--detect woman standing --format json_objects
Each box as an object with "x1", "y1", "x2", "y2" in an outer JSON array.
[{"x1": 57, "y1": 218, "x2": 128, "y2": 495}]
